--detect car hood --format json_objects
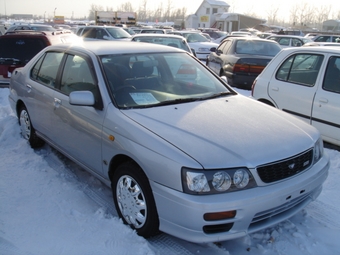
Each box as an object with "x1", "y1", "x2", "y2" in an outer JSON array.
[{"x1": 122, "y1": 95, "x2": 317, "y2": 168}]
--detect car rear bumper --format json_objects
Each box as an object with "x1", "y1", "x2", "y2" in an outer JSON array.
[{"x1": 151, "y1": 154, "x2": 329, "y2": 243}]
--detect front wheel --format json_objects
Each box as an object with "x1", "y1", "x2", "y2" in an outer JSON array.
[
  {"x1": 112, "y1": 161, "x2": 159, "y2": 238},
  {"x1": 19, "y1": 106, "x2": 44, "y2": 148}
]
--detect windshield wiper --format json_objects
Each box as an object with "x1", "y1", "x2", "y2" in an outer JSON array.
[{"x1": 203, "y1": 91, "x2": 233, "y2": 99}]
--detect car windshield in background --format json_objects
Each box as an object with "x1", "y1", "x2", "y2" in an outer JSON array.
[
  {"x1": 235, "y1": 40, "x2": 281, "y2": 56},
  {"x1": 100, "y1": 52, "x2": 233, "y2": 109},
  {"x1": 132, "y1": 36, "x2": 191, "y2": 53},
  {"x1": 106, "y1": 27, "x2": 131, "y2": 39},
  {"x1": 182, "y1": 33, "x2": 210, "y2": 43}
]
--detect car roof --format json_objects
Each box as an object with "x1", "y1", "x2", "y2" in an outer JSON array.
[
  {"x1": 268, "y1": 35, "x2": 305, "y2": 38},
  {"x1": 45, "y1": 40, "x2": 187, "y2": 55},
  {"x1": 132, "y1": 34, "x2": 185, "y2": 39},
  {"x1": 280, "y1": 45, "x2": 340, "y2": 53}
]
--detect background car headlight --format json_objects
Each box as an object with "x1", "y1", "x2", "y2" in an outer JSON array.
[
  {"x1": 182, "y1": 167, "x2": 257, "y2": 195},
  {"x1": 314, "y1": 138, "x2": 324, "y2": 163}
]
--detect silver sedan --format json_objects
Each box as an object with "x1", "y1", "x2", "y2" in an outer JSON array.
[{"x1": 9, "y1": 41, "x2": 329, "y2": 243}]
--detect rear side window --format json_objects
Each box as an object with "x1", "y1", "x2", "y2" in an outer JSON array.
[
  {"x1": 0, "y1": 37, "x2": 47, "y2": 64},
  {"x1": 30, "y1": 52, "x2": 64, "y2": 88},
  {"x1": 276, "y1": 54, "x2": 324, "y2": 86}
]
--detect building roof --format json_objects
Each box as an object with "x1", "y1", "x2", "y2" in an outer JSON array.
[{"x1": 205, "y1": 0, "x2": 230, "y2": 7}]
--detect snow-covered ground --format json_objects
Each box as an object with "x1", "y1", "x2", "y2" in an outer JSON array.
[{"x1": 0, "y1": 87, "x2": 339, "y2": 255}]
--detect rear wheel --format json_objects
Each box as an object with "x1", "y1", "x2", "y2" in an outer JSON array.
[
  {"x1": 112, "y1": 161, "x2": 159, "y2": 238},
  {"x1": 19, "y1": 106, "x2": 44, "y2": 148}
]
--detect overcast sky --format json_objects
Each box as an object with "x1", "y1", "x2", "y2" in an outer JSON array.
[{"x1": 2, "y1": 0, "x2": 339, "y2": 21}]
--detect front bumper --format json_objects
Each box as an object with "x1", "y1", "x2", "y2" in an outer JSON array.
[{"x1": 151, "y1": 154, "x2": 329, "y2": 243}]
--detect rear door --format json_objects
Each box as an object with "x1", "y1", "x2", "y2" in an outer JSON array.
[
  {"x1": 312, "y1": 55, "x2": 340, "y2": 145},
  {"x1": 268, "y1": 52, "x2": 325, "y2": 124}
]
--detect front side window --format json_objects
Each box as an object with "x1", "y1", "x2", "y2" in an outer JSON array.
[
  {"x1": 31, "y1": 52, "x2": 64, "y2": 87},
  {"x1": 100, "y1": 52, "x2": 234, "y2": 109},
  {"x1": 276, "y1": 54, "x2": 324, "y2": 86},
  {"x1": 323, "y1": 56, "x2": 340, "y2": 93},
  {"x1": 60, "y1": 55, "x2": 96, "y2": 95}
]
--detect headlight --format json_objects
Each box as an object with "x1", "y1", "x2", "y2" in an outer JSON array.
[
  {"x1": 182, "y1": 167, "x2": 257, "y2": 195},
  {"x1": 313, "y1": 138, "x2": 324, "y2": 163}
]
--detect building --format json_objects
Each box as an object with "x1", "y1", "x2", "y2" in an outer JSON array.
[
  {"x1": 185, "y1": 0, "x2": 266, "y2": 32},
  {"x1": 322, "y1": 20, "x2": 340, "y2": 32}
]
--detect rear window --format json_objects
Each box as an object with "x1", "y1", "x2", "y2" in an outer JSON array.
[{"x1": 0, "y1": 37, "x2": 47, "y2": 64}]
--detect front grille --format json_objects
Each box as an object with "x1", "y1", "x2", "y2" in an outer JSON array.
[{"x1": 257, "y1": 149, "x2": 313, "y2": 183}]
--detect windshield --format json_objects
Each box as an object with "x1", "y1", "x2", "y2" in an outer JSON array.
[
  {"x1": 183, "y1": 33, "x2": 209, "y2": 43},
  {"x1": 106, "y1": 28, "x2": 131, "y2": 39},
  {"x1": 100, "y1": 52, "x2": 233, "y2": 109}
]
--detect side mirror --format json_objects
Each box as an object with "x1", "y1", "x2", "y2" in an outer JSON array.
[
  {"x1": 103, "y1": 35, "x2": 110, "y2": 40},
  {"x1": 210, "y1": 47, "x2": 217, "y2": 53},
  {"x1": 69, "y1": 91, "x2": 95, "y2": 106}
]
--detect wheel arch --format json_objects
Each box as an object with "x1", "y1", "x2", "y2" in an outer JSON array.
[
  {"x1": 258, "y1": 98, "x2": 276, "y2": 107},
  {"x1": 108, "y1": 154, "x2": 141, "y2": 182}
]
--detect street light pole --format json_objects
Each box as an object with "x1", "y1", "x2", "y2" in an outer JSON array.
[{"x1": 53, "y1": 8, "x2": 57, "y2": 23}]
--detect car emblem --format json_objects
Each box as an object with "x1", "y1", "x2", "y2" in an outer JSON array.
[{"x1": 288, "y1": 163, "x2": 295, "y2": 169}]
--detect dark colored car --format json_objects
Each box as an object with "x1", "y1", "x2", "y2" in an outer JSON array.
[
  {"x1": 206, "y1": 37, "x2": 282, "y2": 89},
  {"x1": 6, "y1": 23, "x2": 57, "y2": 32},
  {"x1": 0, "y1": 30, "x2": 78, "y2": 87}
]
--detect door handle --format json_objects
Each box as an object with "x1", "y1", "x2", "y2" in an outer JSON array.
[
  {"x1": 26, "y1": 84, "x2": 32, "y2": 93},
  {"x1": 319, "y1": 98, "x2": 328, "y2": 104},
  {"x1": 54, "y1": 98, "x2": 62, "y2": 108}
]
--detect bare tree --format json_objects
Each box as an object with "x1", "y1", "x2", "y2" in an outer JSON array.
[
  {"x1": 117, "y1": 2, "x2": 134, "y2": 12},
  {"x1": 88, "y1": 4, "x2": 104, "y2": 20},
  {"x1": 266, "y1": 3, "x2": 280, "y2": 25}
]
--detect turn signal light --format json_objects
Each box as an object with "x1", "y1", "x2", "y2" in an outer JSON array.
[{"x1": 204, "y1": 210, "x2": 236, "y2": 221}]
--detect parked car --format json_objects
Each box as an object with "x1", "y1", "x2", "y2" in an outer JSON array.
[
  {"x1": 0, "y1": 30, "x2": 78, "y2": 87},
  {"x1": 200, "y1": 29, "x2": 229, "y2": 40},
  {"x1": 168, "y1": 31, "x2": 219, "y2": 60},
  {"x1": 140, "y1": 28, "x2": 166, "y2": 34},
  {"x1": 252, "y1": 46, "x2": 340, "y2": 147},
  {"x1": 8, "y1": 40, "x2": 329, "y2": 243},
  {"x1": 75, "y1": 25, "x2": 131, "y2": 40},
  {"x1": 131, "y1": 33, "x2": 193, "y2": 55},
  {"x1": 213, "y1": 34, "x2": 251, "y2": 44},
  {"x1": 6, "y1": 23, "x2": 57, "y2": 32},
  {"x1": 256, "y1": 32, "x2": 274, "y2": 39},
  {"x1": 303, "y1": 42, "x2": 340, "y2": 47},
  {"x1": 312, "y1": 34, "x2": 340, "y2": 43},
  {"x1": 206, "y1": 37, "x2": 282, "y2": 89},
  {"x1": 283, "y1": 29, "x2": 304, "y2": 36},
  {"x1": 266, "y1": 35, "x2": 313, "y2": 48}
]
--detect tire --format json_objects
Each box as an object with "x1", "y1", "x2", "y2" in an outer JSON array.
[
  {"x1": 112, "y1": 161, "x2": 159, "y2": 238},
  {"x1": 19, "y1": 106, "x2": 45, "y2": 148}
]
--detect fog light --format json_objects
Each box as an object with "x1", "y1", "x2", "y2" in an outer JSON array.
[{"x1": 204, "y1": 210, "x2": 236, "y2": 221}]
